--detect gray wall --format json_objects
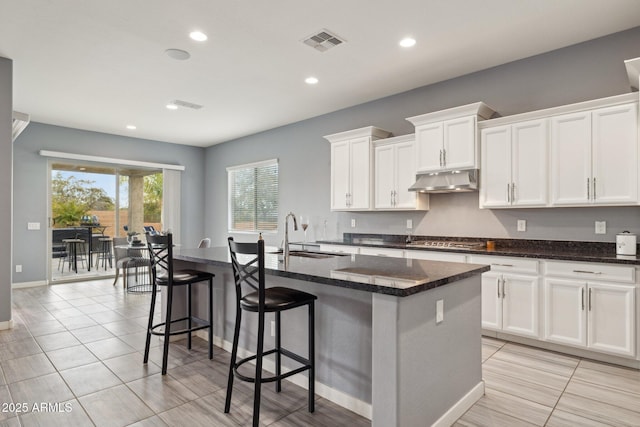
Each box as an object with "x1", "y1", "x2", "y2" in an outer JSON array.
[
  {"x1": 1, "y1": 57, "x2": 12, "y2": 323},
  {"x1": 13, "y1": 123, "x2": 207, "y2": 284},
  {"x1": 204, "y1": 27, "x2": 640, "y2": 247}
]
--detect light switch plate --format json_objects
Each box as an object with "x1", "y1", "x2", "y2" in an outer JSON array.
[
  {"x1": 27, "y1": 222, "x2": 40, "y2": 230},
  {"x1": 351, "y1": 218, "x2": 356, "y2": 228},
  {"x1": 595, "y1": 221, "x2": 606, "y2": 234},
  {"x1": 517, "y1": 220, "x2": 526, "y2": 232},
  {"x1": 406, "y1": 219, "x2": 413, "y2": 229}
]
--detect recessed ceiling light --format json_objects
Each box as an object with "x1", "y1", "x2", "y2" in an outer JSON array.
[
  {"x1": 166, "y1": 104, "x2": 178, "y2": 110},
  {"x1": 189, "y1": 31, "x2": 208, "y2": 42},
  {"x1": 399, "y1": 37, "x2": 416, "y2": 48},
  {"x1": 164, "y1": 48, "x2": 191, "y2": 60},
  {"x1": 126, "y1": 125, "x2": 136, "y2": 130},
  {"x1": 305, "y1": 77, "x2": 319, "y2": 85}
]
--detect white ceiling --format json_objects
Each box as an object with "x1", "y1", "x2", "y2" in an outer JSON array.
[{"x1": 1, "y1": 1, "x2": 639, "y2": 147}]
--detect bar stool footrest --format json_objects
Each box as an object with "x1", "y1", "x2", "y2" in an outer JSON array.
[
  {"x1": 149, "y1": 316, "x2": 211, "y2": 337},
  {"x1": 233, "y1": 348, "x2": 312, "y2": 384}
]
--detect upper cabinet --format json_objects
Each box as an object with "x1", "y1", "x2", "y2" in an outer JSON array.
[
  {"x1": 406, "y1": 102, "x2": 495, "y2": 173},
  {"x1": 325, "y1": 126, "x2": 391, "y2": 211},
  {"x1": 480, "y1": 119, "x2": 549, "y2": 208},
  {"x1": 550, "y1": 102, "x2": 638, "y2": 206},
  {"x1": 373, "y1": 134, "x2": 428, "y2": 210}
]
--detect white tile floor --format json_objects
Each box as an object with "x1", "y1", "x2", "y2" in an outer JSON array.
[{"x1": 2, "y1": 279, "x2": 640, "y2": 426}]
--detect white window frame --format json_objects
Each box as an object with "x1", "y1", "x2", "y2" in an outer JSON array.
[{"x1": 227, "y1": 158, "x2": 279, "y2": 233}]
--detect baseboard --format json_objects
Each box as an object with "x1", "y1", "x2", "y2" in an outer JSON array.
[
  {"x1": 12, "y1": 280, "x2": 47, "y2": 289},
  {"x1": 194, "y1": 330, "x2": 372, "y2": 420},
  {"x1": 432, "y1": 380, "x2": 484, "y2": 427},
  {"x1": 0, "y1": 319, "x2": 14, "y2": 331}
]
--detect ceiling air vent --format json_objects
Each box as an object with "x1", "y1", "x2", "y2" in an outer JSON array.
[
  {"x1": 302, "y1": 29, "x2": 345, "y2": 52},
  {"x1": 172, "y1": 100, "x2": 203, "y2": 110}
]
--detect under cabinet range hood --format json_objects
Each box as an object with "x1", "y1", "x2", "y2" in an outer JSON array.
[{"x1": 408, "y1": 169, "x2": 479, "y2": 193}]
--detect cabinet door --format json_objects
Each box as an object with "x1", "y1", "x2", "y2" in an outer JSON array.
[
  {"x1": 501, "y1": 274, "x2": 539, "y2": 338},
  {"x1": 374, "y1": 144, "x2": 395, "y2": 209},
  {"x1": 481, "y1": 272, "x2": 502, "y2": 331},
  {"x1": 349, "y1": 137, "x2": 372, "y2": 209},
  {"x1": 550, "y1": 112, "x2": 591, "y2": 206},
  {"x1": 512, "y1": 119, "x2": 548, "y2": 207},
  {"x1": 394, "y1": 140, "x2": 418, "y2": 208},
  {"x1": 592, "y1": 103, "x2": 638, "y2": 205},
  {"x1": 587, "y1": 282, "x2": 636, "y2": 357},
  {"x1": 415, "y1": 122, "x2": 443, "y2": 172},
  {"x1": 330, "y1": 141, "x2": 350, "y2": 210},
  {"x1": 443, "y1": 116, "x2": 477, "y2": 170},
  {"x1": 543, "y1": 278, "x2": 587, "y2": 347},
  {"x1": 480, "y1": 126, "x2": 511, "y2": 207}
]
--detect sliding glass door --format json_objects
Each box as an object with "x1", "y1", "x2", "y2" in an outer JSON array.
[{"x1": 49, "y1": 162, "x2": 162, "y2": 283}]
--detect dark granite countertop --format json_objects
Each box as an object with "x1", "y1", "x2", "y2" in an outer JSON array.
[
  {"x1": 317, "y1": 233, "x2": 640, "y2": 266},
  {"x1": 174, "y1": 246, "x2": 489, "y2": 297}
]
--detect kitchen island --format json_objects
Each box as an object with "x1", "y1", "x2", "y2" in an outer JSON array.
[{"x1": 173, "y1": 246, "x2": 489, "y2": 427}]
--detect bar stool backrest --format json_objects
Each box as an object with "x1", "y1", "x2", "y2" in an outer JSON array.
[
  {"x1": 147, "y1": 233, "x2": 173, "y2": 285},
  {"x1": 228, "y1": 237, "x2": 265, "y2": 311}
]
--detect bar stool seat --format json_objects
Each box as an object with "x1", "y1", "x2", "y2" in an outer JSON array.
[{"x1": 226, "y1": 237, "x2": 316, "y2": 427}]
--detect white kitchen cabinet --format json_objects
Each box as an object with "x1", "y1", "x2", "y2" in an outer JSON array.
[
  {"x1": 471, "y1": 255, "x2": 540, "y2": 338},
  {"x1": 374, "y1": 135, "x2": 428, "y2": 210},
  {"x1": 404, "y1": 250, "x2": 467, "y2": 263},
  {"x1": 325, "y1": 126, "x2": 392, "y2": 211},
  {"x1": 480, "y1": 119, "x2": 548, "y2": 208},
  {"x1": 550, "y1": 102, "x2": 638, "y2": 206},
  {"x1": 543, "y1": 261, "x2": 636, "y2": 357},
  {"x1": 358, "y1": 247, "x2": 404, "y2": 258},
  {"x1": 406, "y1": 103, "x2": 495, "y2": 173}
]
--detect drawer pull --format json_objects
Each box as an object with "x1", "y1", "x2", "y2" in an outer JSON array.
[
  {"x1": 491, "y1": 263, "x2": 514, "y2": 267},
  {"x1": 572, "y1": 270, "x2": 602, "y2": 275}
]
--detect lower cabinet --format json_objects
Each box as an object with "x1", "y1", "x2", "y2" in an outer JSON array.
[
  {"x1": 543, "y1": 278, "x2": 636, "y2": 357},
  {"x1": 471, "y1": 255, "x2": 540, "y2": 339},
  {"x1": 480, "y1": 271, "x2": 540, "y2": 338}
]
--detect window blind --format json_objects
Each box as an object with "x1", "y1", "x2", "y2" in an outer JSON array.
[{"x1": 228, "y1": 159, "x2": 279, "y2": 232}]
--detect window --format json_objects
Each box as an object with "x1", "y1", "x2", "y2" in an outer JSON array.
[{"x1": 228, "y1": 159, "x2": 279, "y2": 232}]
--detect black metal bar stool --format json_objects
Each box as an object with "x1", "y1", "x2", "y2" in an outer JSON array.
[
  {"x1": 61, "y1": 238, "x2": 86, "y2": 273},
  {"x1": 96, "y1": 237, "x2": 113, "y2": 270},
  {"x1": 226, "y1": 237, "x2": 316, "y2": 427},
  {"x1": 143, "y1": 233, "x2": 214, "y2": 374}
]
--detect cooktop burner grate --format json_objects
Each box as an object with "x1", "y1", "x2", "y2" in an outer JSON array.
[{"x1": 407, "y1": 240, "x2": 486, "y2": 250}]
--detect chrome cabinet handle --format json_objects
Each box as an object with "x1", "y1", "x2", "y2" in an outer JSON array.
[
  {"x1": 491, "y1": 263, "x2": 515, "y2": 267},
  {"x1": 588, "y1": 288, "x2": 592, "y2": 311},
  {"x1": 581, "y1": 288, "x2": 585, "y2": 310},
  {"x1": 501, "y1": 278, "x2": 506, "y2": 299},
  {"x1": 497, "y1": 277, "x2": 501, "y2": 298},
  {"x1": 593, "y1": 177, "x2": 596, "y2": 200},
  {"x1": 443, "y1": 149, "x2": 446, "y2": 166},
  {"x1": 393, "y1": 190, "x2": 397, "y2": 206},
  {"x1": 439, "y1": 149, "x2": 443, "y2": 167},
  {"x1": 572, "y1": 270, "x2": 602, "y2": 275},
  {"x1": 507, "y1": 183, "x2": 511, "y2": 203},
  {"x1": 511, "y1": 182, "x2": 516, "y2": 203},
  {"x1": 587, "y1": 178, "x2": 590, "y2": 200}
]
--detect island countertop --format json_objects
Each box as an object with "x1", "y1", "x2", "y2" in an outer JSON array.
[{"x1": 174, "y1": 246, "x2": 490, "y2": 297}]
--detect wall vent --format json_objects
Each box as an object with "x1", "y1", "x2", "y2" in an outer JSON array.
[
  {"x1": 172, "y1": 100, "x2": 203, "y2": 110},
  {"x1": 302, "y1": 29, "x2": 345, "y2": 52}
]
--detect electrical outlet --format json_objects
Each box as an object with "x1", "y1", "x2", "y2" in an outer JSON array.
[
  {"x1": 351, "y1": 218, "x2": 356, "y2": 228},
  {"x1": 517, "y1": 220, "x2": 526, "y2": 232},
  {"x1": 15, "y1": 265, "x2": 22, "y2": 273},
  {"x1": 270, "y1": 320, "x2": 275, "y2": 337},
  {"x1": 436, "y1": 299, "x2": 444, "y2": 324},
  {"x1": 406, "y1": 219, "x2": 413, "y2": 229},
  {"x1": 595, "y1": 221, "x2": 606, "y2": 234}
]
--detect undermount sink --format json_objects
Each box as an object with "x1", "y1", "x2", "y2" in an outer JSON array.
[{"x1": 268, "y1": 249, "x2": 349, "y2": 259}]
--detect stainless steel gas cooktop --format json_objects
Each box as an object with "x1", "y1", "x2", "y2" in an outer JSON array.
[{"x1": 406, "y1": 240, "x2": 486, "y2": 250}]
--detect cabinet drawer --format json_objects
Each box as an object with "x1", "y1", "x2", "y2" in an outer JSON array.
[
  {"x1": 359, "y1": 247, "x2": 405, "y2": 258},
  {"x1": 470, "y1": 255, "x2": 539, "y2": 274},
  {"x1": 405, "y1": 250, "x2": 467, "y2": 263},
  {"x1": 319, "y1": 244, "x2": 360, "y2": 255},
  {"x1": 545, "y1": 261, "x2": 635, "y2": 283}
]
